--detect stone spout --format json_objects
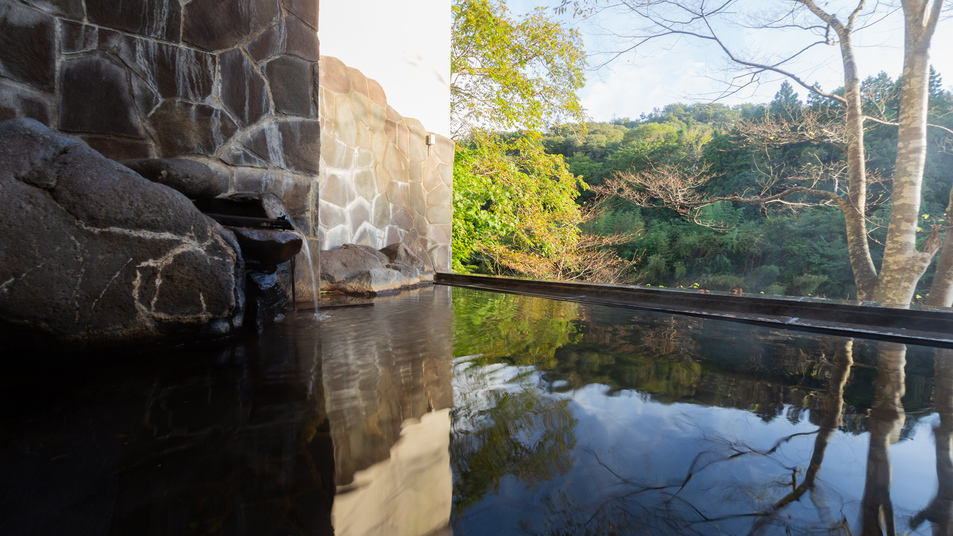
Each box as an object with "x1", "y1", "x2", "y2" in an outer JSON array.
[{"x1": 230, "y1": 227, "x2": 303, "y2": 268}]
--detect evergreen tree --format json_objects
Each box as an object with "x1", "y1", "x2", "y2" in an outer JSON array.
[{"x1": 769, "y1": 81, "x2": 801, "y2": 121}]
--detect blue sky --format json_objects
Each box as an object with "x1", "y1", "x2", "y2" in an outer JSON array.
[{"x1": 506, "y1": 0, "x2": 953, "y2": 122}]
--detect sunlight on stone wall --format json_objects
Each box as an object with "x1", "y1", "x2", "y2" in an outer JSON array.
[{"x1": 318, "y1": 56, "x2": 453, "y2": 272}]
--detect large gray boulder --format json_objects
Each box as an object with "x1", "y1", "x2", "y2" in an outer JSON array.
[
  {"x1": 380, "y1": 242, "x2": 433, "y2": 283},
  {"x1": 329, "y1": 268, "x2": 405, "y2": 295},
  {"x1": 379, "y1": 242, "x2": 426, "y2": 271},
  {"x1": 318, "y1": 242, "x2": 434, "y2": 295},
  {"x1": 318, "y1": 243, "x2": 387, "y2": 288},
  {"x1": 0, "y1": 118, "x2": 244, "y2": 349}
]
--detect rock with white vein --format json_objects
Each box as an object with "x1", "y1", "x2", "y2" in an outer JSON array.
[{"x1": 0, "y1": 118, "x2": 244, "y2": 350}]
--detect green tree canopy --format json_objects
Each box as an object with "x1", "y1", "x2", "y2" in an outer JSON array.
[
  {"x1": 451, "y1": 0, "x2": 587, "y2": 138},
  {"x1": 452, "y1": 131, "x2": 586, "y2": 274},
  {"x1": 450, "y1": 0, "x2": 635, "y2": 282},
  {"x1": 558, "y1": 0, "x2": 952, "y2": 306}
]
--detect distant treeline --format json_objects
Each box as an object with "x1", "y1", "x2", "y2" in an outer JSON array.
[{"x1": 536, "y1": 73, "x2": 953, "y2": 300}]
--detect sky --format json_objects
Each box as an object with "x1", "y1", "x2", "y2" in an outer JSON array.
[{"x1": 506, "y1": 0, "x2": 953, "y2": 122}]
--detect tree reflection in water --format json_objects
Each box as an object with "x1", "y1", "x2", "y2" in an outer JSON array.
[
  {"x1": 534, "y1": 340, "x2": 858, "y2": 535},
  {"x1": 450, "y1": 363, "x2": 577, "y2": 514},
  {"x1": 447, "y1": 288, "x2": 945, "y2": 535},
  {"x1": 862, "y1": 342, "x2": 907, "y2": 535},
  {"x1": 911, "y1": 347, "x2": 953, "y2": 535},
  {"x1": 746, "y1": 339, "x2": 854, "y2": 535}
]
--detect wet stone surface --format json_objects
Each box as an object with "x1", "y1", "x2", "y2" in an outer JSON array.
[
  {"x1": 246, "y1": 16, "x2": 319, "y2": 63},
  {"x1": 117, "y1": 35, "x2": 216, "y2": 101},
  {"x1": 233, "y1": 119, "x2": 321, "y2": 174},
  {"x1": 266, "y1": 55, "x2": 313, "y2": 116},
  {"x1": 244, "y1": 269, "x2": 290, "y2": 331},
  {"x1": 219, "y1": 48, "x2": 271, "y2": 127},
  {"x1": 183, "y1": 0, "x2": 282, "y2": 52},
  {"x1": 86, "y1": 0, "x2": 181, "y2": 42},
  {"x1": 122, "y1": 158, "x2": 228, "y2": 199},
  {"x1": 149, "y1": 100, "x2": 238, "y2": 156},
  {"x1": 59, "y1": 55, "x2": 141, "y2": 137},
  {"x1": 230, "y1": 227, "x2": 303, "y2": 267}
]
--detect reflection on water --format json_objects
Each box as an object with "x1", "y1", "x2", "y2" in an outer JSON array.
[
  {"x1": 1, "y1": 285, "x2": 950, "y2": 535},
  {"x1": 317, "y1": 287, "x2": 455, "y2": 535},
  {"x1": 0, "y1": 287, "x2": 458, "y2": 536},
  {"x1": 912, "y1": 348, "x2": 953, "y2": 533},
  {"x1": 451, "y1": 363, "x2": 576, "y2": 514},
  {"x1": 0, "y1": 315, "x2": 337, "y2": 535},
  {"x1": 449, "y1": 287, "x2": 947, "y2": 535},
  {"x1": 332, "y1": 409, "x2": 452, "y2": 536},
  {"x1": 861, "y1": 342, "x2": 907, "y2": 534}
]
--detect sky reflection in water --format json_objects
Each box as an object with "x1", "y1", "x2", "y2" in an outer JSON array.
[{"x1": 447, "y1": 287, "x2": 948, "y2": 535}]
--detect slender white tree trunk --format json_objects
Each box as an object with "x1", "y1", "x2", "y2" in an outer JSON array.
[
  {"x1": 872, "y1": 0, "x2": 944, "y2": 304},
  {"x1": 838, "y1": 33, "x2": 879, "y2": 300},
  {"x1": 927, "y1": 188, "x2": 953, "y2": 307}
]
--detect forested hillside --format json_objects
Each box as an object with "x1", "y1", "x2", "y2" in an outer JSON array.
[{"x1": 456, "y1": 74, "x2": 953, "y2": 302}]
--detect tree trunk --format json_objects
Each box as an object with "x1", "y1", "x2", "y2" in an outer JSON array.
[
  {"x1": 927, "y1": 186, "x2": 953, "y2": 307},
  {"x1": 872, "y1": 0, "x2": 944, "y2": 305},
  {"x1": 594, "y1": 0, "x2": 949, "y2": 305},
  {"x1": 829, "y1": 17, "x2": 880, "y2": 300}
]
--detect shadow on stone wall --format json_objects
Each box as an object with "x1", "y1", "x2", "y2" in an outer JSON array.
[{"x1": 0, "y1": 0, "x2": 323, "y2": 300}]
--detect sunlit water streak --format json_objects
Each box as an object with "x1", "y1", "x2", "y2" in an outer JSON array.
[{"x1": 293, "y1": 233, "x2": 320, "y2": 320}]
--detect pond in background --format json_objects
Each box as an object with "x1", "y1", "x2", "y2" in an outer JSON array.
[{"x1": 0, "y1": 285, "x2": 948, "y2": 535}]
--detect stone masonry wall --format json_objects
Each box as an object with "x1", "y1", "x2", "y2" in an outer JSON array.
[
  {"x1": 0, "y1": 0, "x2": 323, "y2": 301},
  {"x1": 318, "y1": 56, "x2": 453, "y2": 272}
]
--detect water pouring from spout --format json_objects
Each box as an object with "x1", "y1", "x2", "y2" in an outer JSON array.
[{"x1": 294, "y1": 233, "x2": 320, "y2": 319}]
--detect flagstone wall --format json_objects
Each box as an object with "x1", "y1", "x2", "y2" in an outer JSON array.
[
  {"x1": 0, "y1": 0, "x2": 323, "y2": 299},
  {"x1": 0, "y1": 0, "x2": 454, "y2": 288},
  {"x1": 318, "y1": 55, "x2": 453, "y2": 272}
]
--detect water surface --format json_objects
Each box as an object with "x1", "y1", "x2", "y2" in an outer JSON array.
[{"x1": 1, "y1": 286, "x2": 948, "y2": 535}]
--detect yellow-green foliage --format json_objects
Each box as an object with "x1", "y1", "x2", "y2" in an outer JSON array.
[
  {"x1": 451, "y1": 0, "x2": 586, "y2": 136},
  {"x1": 452, "y1": 131, "x2": 588, "y2": 276}
]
